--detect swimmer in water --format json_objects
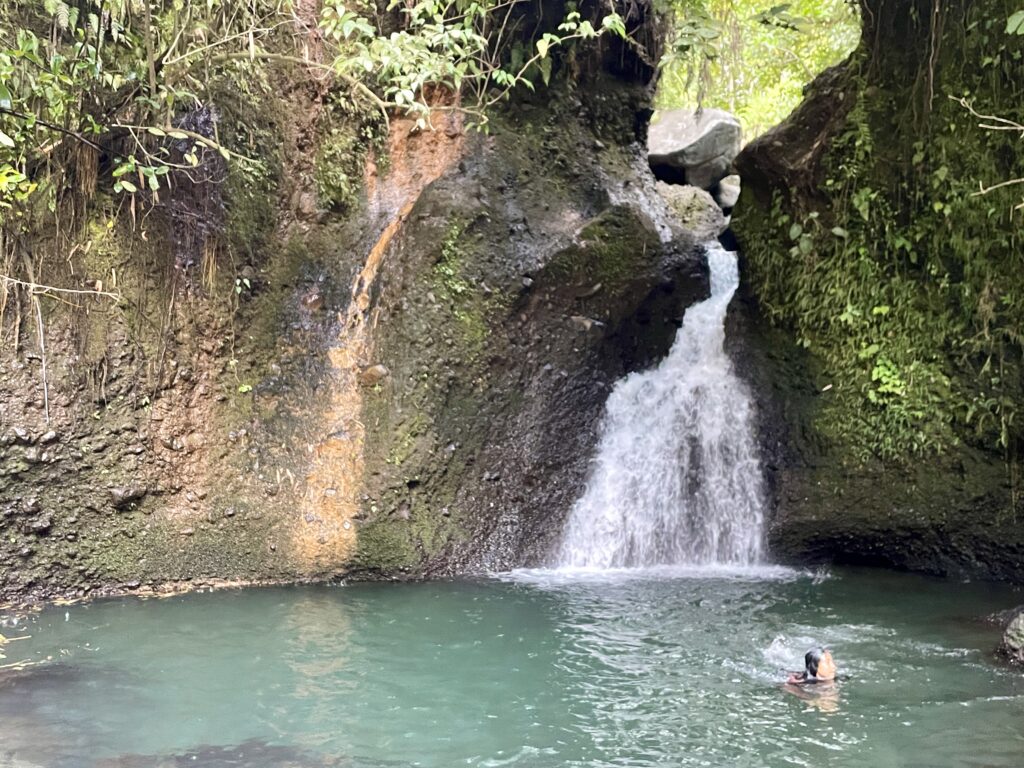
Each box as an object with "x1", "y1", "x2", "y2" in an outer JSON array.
[
  {"x1": 783, "y1": 647, "x2": 840, "y2": 712},
  {"x1": 786, "y1": 647, "x2": 836, "y2": 685}
]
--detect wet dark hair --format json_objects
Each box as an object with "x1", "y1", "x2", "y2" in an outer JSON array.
[{"x1": 805, "y1": 648, "x2": 824, "y2": 678}]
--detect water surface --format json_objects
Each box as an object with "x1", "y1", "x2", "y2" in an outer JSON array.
[{"x1": 1, "y1": 567, "x2": 1021, "y2": 767}]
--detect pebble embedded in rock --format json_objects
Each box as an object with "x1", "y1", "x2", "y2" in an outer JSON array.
[
  {"x1": 302, "y1": 289, "x2": 324, "y2": 311},
  {"x1": 29, "y1": 517, "x2": 52, "y2": 534},
  {"x1": 160, "y1": 436, "x2": 185, "y2": 452},
  {"x1": 570, "y1": 315, "x2": 604, "y2": 332},
  {"x1": 358, "y1": 364, "x2": 390, "y2": 387}
]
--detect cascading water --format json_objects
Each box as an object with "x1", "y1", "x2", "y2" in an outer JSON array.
[{"x1": 557, "y1": 241, "x2": 766, "y2": 568}]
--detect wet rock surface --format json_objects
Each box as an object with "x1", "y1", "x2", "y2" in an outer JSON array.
[
  {"x1": 998, "y1": 612, "x2": 1024, "y2": 663},
  {"x1": 654, "y1": 182, "x2": 727, "y2": 241},
  {"x1": 0, "y1": 50, "x2": 366, "y2": 602},
  {"x1": 0, "y1": 0, "x2": 700, "y2": 597},
  {"x1": 726, "y1": 263, "x2": 1024, "y2": 580},
  {"x1": 94, "y1": 740, "x2": 353, "y2": 768},
  {"x1": 354, "y1": 86, "x2": 708, "y2": 574}
]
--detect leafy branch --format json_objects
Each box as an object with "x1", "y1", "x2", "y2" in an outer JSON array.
[{"x1": 319, "y1": 0, "x2": 629, "y2": 131}]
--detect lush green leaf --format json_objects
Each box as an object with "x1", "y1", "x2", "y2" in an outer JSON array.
[{"x1": 1006, "y1": 10, "x2": 1024, "y2": 34}]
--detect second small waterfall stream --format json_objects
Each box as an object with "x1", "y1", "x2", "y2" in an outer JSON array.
[{"x1": 557, "y1": 242, "x2": 766, "y2": 568}]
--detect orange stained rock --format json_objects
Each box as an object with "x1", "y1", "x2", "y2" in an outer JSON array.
[{"x1": 293, "y1": 114, "x2": 464, "y2": 575}]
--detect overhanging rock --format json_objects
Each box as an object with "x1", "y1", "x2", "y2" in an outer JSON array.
[{"x1": 648, "y1": 108, "x2": 742, "y2": 190}]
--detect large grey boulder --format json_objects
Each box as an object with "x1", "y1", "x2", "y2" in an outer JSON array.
[{"x1": 648, "y1": 108, "x2": 742, "y2": 190}]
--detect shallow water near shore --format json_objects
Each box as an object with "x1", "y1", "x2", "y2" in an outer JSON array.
[{"x1": 2, "y1": 567, "x2": 1022, "y2": 768}]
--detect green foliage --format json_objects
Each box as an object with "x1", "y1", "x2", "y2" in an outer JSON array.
[
  {"x1": 0, "y1": 0, "x2": 632, "y2": 228},
  {"x1": 0, "y1": 0, "x2": 285, "y2": 218},
  {"x1": 315, "y1": 129, "x2": 362, "y2": 211},
  {"x1": 1007, "y1": 9, "x2": 1024, "y2": 33},
  {"x1": 741, "y1": 5, "x2": 1024, "y2": 462},
  {"x1": 657, "y1": 0, "x2": 860, "y2": 138},
  {"x1": 314, "y1": 91, "x2": 385, "y2": 212},
  {"x1": 320, "y1": 0, "x2": 628, "y2": 129}
]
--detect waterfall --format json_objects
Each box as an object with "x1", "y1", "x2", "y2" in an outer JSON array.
[{"x1": 557, "y1": 242, "x2": 766, "y2": 568}]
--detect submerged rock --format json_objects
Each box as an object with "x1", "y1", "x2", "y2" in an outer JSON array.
[
  {"x1": 94, "y1": 739, "x2": 346, "y2": 767},
  {"x1": 648, "y1": 108, "x2": 742, "y2": 190}
]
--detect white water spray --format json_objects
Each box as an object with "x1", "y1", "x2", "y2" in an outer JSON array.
[{"x1": 557, "y1": 242, "x2": 766, "y2": 568}]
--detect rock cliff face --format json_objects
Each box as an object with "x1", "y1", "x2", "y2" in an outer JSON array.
[
  {"x1": 0, "y1": 0, "x2": 707, "y2": 601},
  {"x1": 731, "y1": 0, "x2": 1024, "y2": 580},
  {"x1": 354, "y1": 104, "x2": 708, "y2": 575}
]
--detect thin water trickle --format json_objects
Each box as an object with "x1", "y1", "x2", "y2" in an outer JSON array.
[{"x1": 558, "y1": 241, "x2": 765, "y2": 568}]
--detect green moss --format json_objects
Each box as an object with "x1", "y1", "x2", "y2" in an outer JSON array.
[
  {"x1": 81, "y1": 502, "x2": 290, "y2": 584},
  {"x1": 434, "y1": 221, "x2": 472, "y2": 296},
  {"x1": 386, "y1": 412, "x2": 432, "y2": 467},
  {"x1": 353, "y1": 519, "x2": 420, "y2": 572},
  {"x1": 429, "y1": 219, "x2": 501, "y2": 361},
  {"x1": 314, "y1": 93, "x2": 386, "y2": 212},
  {"x1": 547, "y1": 206, "x2": 657, "y2": 290},
  {"x1": 737, "y1": 6, "x2": 1024, "y2": 463},
  {"x1": 224, "y1": 162, "x2": 278, "y2": 264},
  {"x1": 81, "y1": 522, "x2": 148, "y2": 582}
]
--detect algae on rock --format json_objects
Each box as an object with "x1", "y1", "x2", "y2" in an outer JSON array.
[{"x1": 732, "y1": 0, "x2": 1024, "y2": 579}]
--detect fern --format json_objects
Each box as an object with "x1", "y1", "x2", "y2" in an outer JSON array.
[
  {"x1": 43, "y1": 0, "x2": 73, "y2": 31},
  {"x1": 56, "y1": 2, "x2": 70, "y2": 31}
]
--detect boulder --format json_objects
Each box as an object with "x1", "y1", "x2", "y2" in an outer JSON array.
[
  {"x1": 648, "y1": 108, "x2": 742, "y2": 190},
  {"x1": 655, "y1": 182, "x2": 727, "y2": 241},
  {"x1": 999, "y1": 611, "x2": 1024, "y2": 663},
  {"x1": 714, "y1": 174, "x2": 742, "y2": 211}
]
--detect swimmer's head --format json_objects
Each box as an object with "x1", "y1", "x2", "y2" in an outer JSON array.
[{"x1": 804, "y1": 648, "x2": 836, "y2": 681}]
